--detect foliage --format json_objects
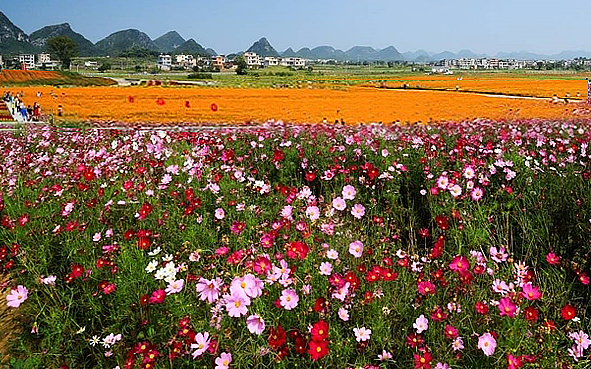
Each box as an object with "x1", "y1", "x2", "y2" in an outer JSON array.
[
  {"x1": 236, "y1": 55, "x2": 248, "y2": 75},
  {"x1": 98, "y1": 63, "x2": 112, "y2": 73},
  {"x1": 0, "y1": 120, "x2": 590, "y2": 369},
  {"x1": 187, "y1": 73, "x2": 213, "y2": 80},
  {"x1": 46, "y1": 36, "x2": 78, "y2": 70}
]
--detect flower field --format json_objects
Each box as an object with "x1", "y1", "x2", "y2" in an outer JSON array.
[
  {"x1": 12, "y1": 85, "x2": 583, "y2": 125},
  {"x1": 1, "y1": 120, "x2": 590, "y2": 368},
  {"x1": 0, "y1": 70, "x2": 116, "y2": 87}
]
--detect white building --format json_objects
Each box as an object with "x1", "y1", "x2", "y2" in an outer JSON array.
[
  {"x1": 244, "y1": 52, "x2": 261, "y2": 67},
  {"x1": 175, "y1": 54, "x2": 196, "y2": 68},
  {"x1": 280, "y1": 57, "x2": 305, "y2": 68},
  {"x1": 19, "y1": 54, "x2": 36, "y2": 70},
  {"x1": 157, "y1": 54, "x2": 172, "y2": 70},
  {"x1": 0, "y1": 55, "x2": 3, "y2": 68},
  {"x1": 84, "y1": 61, "x2": 98, "y2": 69},
  {"x1": 263, "y1": 57, "x2": 279, "y2": 67},
  {"x1": 38, "y1": 53, "x2": 51, "y2": 64}
]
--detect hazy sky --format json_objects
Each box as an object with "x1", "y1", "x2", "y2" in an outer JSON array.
[{"x1": 3, "y1": 0, "x2": 590, "y2": 55}]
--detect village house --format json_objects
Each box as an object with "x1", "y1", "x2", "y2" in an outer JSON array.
[
  {"x1": 157, "y1": 54, "x2": 172, "y2": 70},
  {"x1": 19, "y1": 54, "x2": 36, "y2": 70}
]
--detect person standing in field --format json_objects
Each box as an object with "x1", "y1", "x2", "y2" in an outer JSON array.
[
  {"x1": 20, "y1": 102, "x2": 27, "y2": 121},
  {"x1": 33, "y1": 103, "x2": 40, "y2": 121}
]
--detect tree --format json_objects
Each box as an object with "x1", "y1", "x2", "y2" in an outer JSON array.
[
  {"x1": 47, "y1": 36, "x2": 78, "y2": 70},
  {"x1": 98, "y1": 63, "x2": 111, "y2": 73},
  {"x1": 236, "y1": 56, "x2": 248, "y2": 75}
]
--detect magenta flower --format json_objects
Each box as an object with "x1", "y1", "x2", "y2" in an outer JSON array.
[
  {"x1": 214, "y1": 208, "x2": 225, "y2": 220},
  {"x1": 521, "y1": 282, "x2": 541, "y2": 301},
  {"x1": 498, "y1": 297, "x2": 517, "y2": 317},
  {"x1": 279, "y1": 288, "x2": 299, "y2": 310},
  {"x1": 478, "y1": 332, "x2": 497, "y2": 356},
  {"x1": 196, "y1": 277, "x2": 222, "y2": 303},
  {"x1": 349, "y1": 240, "x2": 364, "y2": 258},
  {"x1": 319, "y1": 262, "x2": 333, "y2": 276},
  {"x1": 351, "y1": 204, "x2": 366, "y2": 219},
  {"x1": 215, "y1": 352, "x2": 232, "y2": 369},
  {"x1": 191, "y1": 332, "x2": 211, "y2": 358},
  {"x1": 6, "y1": 285, "x2": 28, "y2": 308},
  {"x1": 246, "y1": 314, "x2": 265, "y2": 335}
]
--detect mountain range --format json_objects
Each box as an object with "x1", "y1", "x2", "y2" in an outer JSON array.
[{"x1": 1, "y1": 11, "x2": 591, "y2": 61}]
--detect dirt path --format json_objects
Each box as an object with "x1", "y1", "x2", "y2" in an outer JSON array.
[{"x1": 0, "y1": 274, "x2": 16, "y2": 367}]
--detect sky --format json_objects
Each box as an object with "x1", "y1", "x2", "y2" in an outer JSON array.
[{"x1": 3, "y1": 0, "x2": 591, "y2": 55}]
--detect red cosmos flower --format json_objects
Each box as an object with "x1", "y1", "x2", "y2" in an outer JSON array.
[
  {"x1": 577, "y1": 270, "x2": 590, "y2": 285},
  {"x1": 70, "y1": 264, "x2": 84, "y2": 278},
  {"x1": 138, "y1": 202, "x2": 153, "y2": 220},
  {"x1": 102, "y1": 283, "x2": 116, "y2": 295},
  {"x1": 431, "y1": 307, "x2": 448, "y2": 322},
  {"x1": 273, "y1": 149, "x2": 285, "y2": 162},
  {"x1": 345, "y1": 271, "x2": 361, "y2": 290},
  {"x1": 561, "y1": 304, "x2": 576, "y2": 320},
  {"x1": 418, "y1": 228, "x2": 429, "y2": 238},
  {"x1": 83, "y1": 169, "x2": 95, "y2": 182},
  {"x1": 381, "y1": 268, "x2": 398, "y2": 281},
  {"x1": 156, "y1": 98, "x2": 165, "y2": 106},
  {"x1": 311, "y1": 320, "x2": 329, "y2": 341},
  {"x1": 444, "y1": 324, "x2": 458, "y2": 339},
  {"x1": 268, "y1": 326, "x2": 287, "y2": 349},
  {"x1": 417, "y1": 280, "x2": 436, "y2": 296},
  {"x1": 429, "y1": 236, "x2": 445, "y2": 259},
  {"x1": 366, "y1": 267, "x2": 381, "y2": 283},
  {"x1": 312, "y1": 297, "x2": 329, "y2": 313},
  {"x1": 210, "y1": 103, "x2": 218, "y2": 111},
  {"x1": 406, "y1": 332, "x2": 424, "y2": 348},
  {"x1": 286, "y1": 241, "x2": 309, "y2": 260},
  {"x1": 137, "y1": 236, "x2": 151, "y2": 250},
  {"x1": 523, "y1": 306, "x2": 539, "y2": 323},
  {"x1": 148, "y1": 289, "x2": 166, "y2": 304},
  {"x1": 293, "y1": 336, "x2": 307, "y2": 355},
  {"x1": 414, "y1": 350, "x2": 432, "y2": 369},
  {"x1": 475, "y1": 301, "x2": 489, "y2": 315},
  {"x1": 305, "y1": 170, "x2": 316, "y2": 182},
  {"x1": 449, "y1": 255, "x2": 470, "y2": 274},
  {"x1": 435, "y1": 215, "x2": 450, "y2": 230},
  {"x1": 308, "y1": 339, "x2": 329, "y2": 361}
]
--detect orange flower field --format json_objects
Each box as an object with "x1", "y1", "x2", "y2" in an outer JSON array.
[
  {"x1": 11, "y1": 85, "x2": 585, "y2": 124},
  {"x1": 385, "y1": 74, "x2": 589, "y2": 99},
  {"x1": 0, "y1": 70, "x2": 63, "y2": 83}
]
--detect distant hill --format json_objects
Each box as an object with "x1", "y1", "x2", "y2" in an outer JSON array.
[
  {"x1": 281, "y1": 47, "x2": 297, "y2": 57},
  {"x1": 30, "y1": 23, "x2": 96, "y2": 56},
  {"x1": 175, "y1": 39, "x2": 209, "y2": 56},
  {"x1": 246, "y1": 37, "x2": 279, "y2": 57},
  {"x1": 0, "y1": 11, "x2": 37, "y2": 54},
  {"x1": 376, "y1": 46, "x2": 404, "y2": 61},
  {"x1": 206, "y1": 48, "x2": 218, "y2": 56},
  {"x1": 154, "y1": 31, "x2": 185, "y2": 52},
  {"x1": 95, "y1": 29, "x2": 157, "y2": 56}
]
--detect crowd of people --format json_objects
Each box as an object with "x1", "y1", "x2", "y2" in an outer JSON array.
[{"x1": 3, "y1": 91, "x2": 42, "y2": 122}]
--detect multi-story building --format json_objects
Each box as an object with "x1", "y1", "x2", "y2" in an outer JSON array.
[
  {"x1": 175, "y1": 54, "x2": 196, "y2": 68},
  {"x1": 211, "y1": 55, "x2": 228, "y2": 70},
  {"x1": 244, "y1": 52, "x2": 261, "y2": 67},
  {"x1": 0, "y1": 55, "x2": 3, "y2": 68},
  {"x1": 263, "y1": 57, "x2": 279, "y2": 67},
  {"x1": 279, "y1": 57, "x2": 305, "y2": 68},
  {"x1": 19, "y1": 54, "x2": 36, "y2": 70},
  {"x1": 157, "y1": 54, "x2": 172, "y2": 70}
]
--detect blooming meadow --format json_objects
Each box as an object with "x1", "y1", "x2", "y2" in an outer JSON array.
[{"x1": 0, "y1": 119, "x2": 590, "y2": 368}]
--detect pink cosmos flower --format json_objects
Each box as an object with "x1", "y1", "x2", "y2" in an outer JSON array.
[
  {"x1": 349, "y1": 240, "x2": 364, "y2": 258},
  {"x1": 196, "y1": 277, "x2": 222, "y2": 303},
  {"x1": 305, "y1": 206, "x2": 320, "y2": 221},
  {"x1": 40, "y1": 276, "x2": 57, "y2": 285},
  {"x1": 489, "y1": 246, "x2": 508, "y2": 263},
  {"x1": 225, "y1": 292, "x2": 250, "y2": 317},
  {"x1": 521, "y1": 282, "x2": 541, "y2": 301},
  {"x1": 230, "y1": 274, "x2": 262, "y2": 300},
  {"x1": 451, "y1": 337, "x2": 464, "y2": 351},
  {"x1": 378, "y1": 350, "x2": 393, "y2": 361},
  {"x1": 332, "y1": 197, "x2": 346, "y2": 211},
  {"x1": 191, "y1": 332, "x2": 211, "y2": 358},
  {"x1": 351, "y1": 204, "x2": 365, "y2": 219},
  {"x1": 435, "y1": 363, "x2": 451, "y2": 369},
  {"x1": 342, "y1": 185, "x2": 356, "y2": 200},
  {"x1": 471, "y1": 187, "x2": 484, "y2": 201},
  {"x1": 417, "y1": 280, "x2": 436, "y2": 296},
  {"x1": 246, "y1": 314, "x2": 265, "y2": 335},
  {"x1": 413, "y1": 315, "x2": 429, "y2": 333},
  {"x1": 338, "y1": 307, "x2": 349, "y2": 321},
  {"x1": 498, "y1": 297, "x2": 517, "y2": 317},
  {"x1": 165, "y1": 279, "x2": 184, "y2": 295},
  {"x1": 214, "y1": 208, "x2": 225, "y2": 220},
  {"x1": 215, "y1": 352, "x2": 232, "y2": 369},
  {"x1": 478, "y1": 332, "x2": 497, "y2": 356},
  {"x1": 449, "y1": 184, "x2": 462, "y2": 198},
  {"x1": 319, "y1": 262, "x2": 333, "y2": 276},
  {"x1": 449, "y1": 255, "x2": 470, "y2": 273},
  {"x1": 279, "y1": 288, "x2": 299, "y2": 310},
  {"x1": 353, "y1": 327, "x2": 372, "y2": 342}
]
